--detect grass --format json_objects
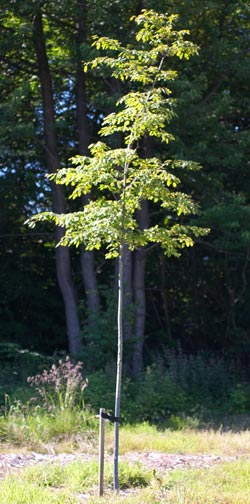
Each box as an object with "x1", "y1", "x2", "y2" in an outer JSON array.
[
  {"x1": 1, "y1": 352, "x2": 250, "y2": 502},
  {"x1": 1, "y1": 456, "x2": 250, "y2": 503},
  {"x1": 0, "y1": 403, "x2": 98, "y2": 452},
  {"x1": 108, "y1": 423, "x2": 250, "y2": 457},
  {"x1": 160, "y1": 459, "x2": 250, "y2": 504},
  {"x1": 1, "y1": 409, "x2": 250, "y2": 502},
  {"x1": 91, "y1": 459, "x2": 250, "y2": 503},
  {"x1": 2, "y1": 406, "x2": 250, "y2": 456},
  {"x1": 0, "y1": 459, "x2": 151, "y2": 503}
]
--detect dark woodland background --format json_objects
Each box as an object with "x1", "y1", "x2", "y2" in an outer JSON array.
[{"x1": 0, "y1": 0, "x2": 249, "y2": 387}]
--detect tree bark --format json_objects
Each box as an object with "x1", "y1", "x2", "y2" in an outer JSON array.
[
  {"x1": 122, "y1": 245, "x2": 133, "y2": 342},
  {"x1": 76, "y1": 0, "x2": 90, "y2": 155},
  {"x1": 76, "y1": 0, "x2": 100, "y2": 328},
  {"x1": 113, "y1": 243, "x2": 124, "y2": 491},
  {"x1": 33, "y1": 11, "x2": 82, "y2": 357},
  {"x1": 132, "y1": 200, "x2": 149, "y2": 375},
  {"x1": 113, "y1": 249, "x2": 133, "y2": 379},
  {"x1": 159, "y1": 252, "x2": 172, "y2": 342}
]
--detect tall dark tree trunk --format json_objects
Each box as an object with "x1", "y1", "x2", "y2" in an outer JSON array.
[
  {"x1": 159, "y1": 252, "x2": 172, "y2": 342},
  {"x1": 113, "y1": 249, "x2": 133, "y2": 377},
  {"x1": 76, "y1": 0, "x2": 100, "y2": 328},
  {"x1": 76, "y1": 0, "x2": 89, "y2": 155},
  {"x1": 33, "y1": 11, "x2": 82, "y2": 357},
  {"x1": 119, "y1": 245, "x2": 133, "y2": 375},
  {"x1": 123, "y1": 246, "x2": 133, "y2": 342},
  {"x1": 131, "y1": 135, "x2": 151, "y2": 375},
  {"x1": 132, "y1": 200, "x2": 149, "y2": 375}
]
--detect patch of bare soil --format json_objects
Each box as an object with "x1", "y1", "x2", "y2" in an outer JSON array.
[
  {"x1": 0, "y1": 451, "x2": 240, "y2": 480},
  {"x1": 0, "y1": 452, "x2": 95, "y2": 480},
  {"x1": 124, "y1": 451, "x2": 239, "y2": 472}
]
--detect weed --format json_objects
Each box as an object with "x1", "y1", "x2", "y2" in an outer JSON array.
[{"x1": 27, "y1": 356, "x2": 88, "y2": 411}]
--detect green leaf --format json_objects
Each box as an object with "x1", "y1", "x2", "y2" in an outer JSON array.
[{"x1": 27, "y1": 10, "x2": 207, "y2": 259}]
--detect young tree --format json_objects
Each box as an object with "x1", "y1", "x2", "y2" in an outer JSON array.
[{"x1": 27, "y1": 10, "x2": 208, "y2": 490}]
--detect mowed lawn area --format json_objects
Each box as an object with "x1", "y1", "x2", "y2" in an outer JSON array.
[{"x1": 1, "y1": 423, "x2": 250, "y2": 503}]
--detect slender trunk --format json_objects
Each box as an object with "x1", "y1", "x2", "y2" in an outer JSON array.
[
  {"x1": 132, "y1": 201, "x2": 149, "y2": 375},
  {"x1": 113, "y1": 133, "x2": 131, "y2": 490},
  {"x1": 76, "y1": 0, "x2": 100, "y2": 328},
  {"x1": 33, "y1": 11, "x2": 82, "y2": 357},
  {"x1": 114, "y1": 244, "x2": 124, "y2": 491}
]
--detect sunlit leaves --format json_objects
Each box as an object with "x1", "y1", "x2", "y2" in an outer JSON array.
[
  {"x1": 87, "y1": 10, "x2": 199, "y2": 84},
  {"x1": 100, "y1": 90, "x2": 176, "y2": 145},
  {"x1": 91, "y1": 35, "x2": 122, "y2": 52},
  {"x1": 27, "y1": 10, "x2": 208, "y2": 258}
]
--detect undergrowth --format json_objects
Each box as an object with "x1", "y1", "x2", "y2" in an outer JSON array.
[
  {"x1": 0, "y1": 355, "x2": 97, "y2": 448},
  {"x1": 85, "y1": 350, "x2": 250, "y2": 425},
  {"x1": 0, "y1": 347, "x2": 250, "y2": 448}
]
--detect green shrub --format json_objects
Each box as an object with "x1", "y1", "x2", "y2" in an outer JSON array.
[
  {"x1": 0, "y1": 342, "x2": 52, "y2": 374},
  {"x1": 85, "y1": 365, "x2": 187, "y2": 424},
  {"x1": 1, "y1": 344, "x2": 250, "y2": 431},
  {"x1": 127, "y1": 366, "x2": 187, "y2": 423},
  {"x1": 85, "y1": 352, "x2": 250, "y2": 424},
  {"x1": 0, "y1": 343, "x2": 53, "y2": 406},
  {"x1": 161, "y1": 347, "x2": 238, "y2": 408},
  {"x1": 228, "y1": 383, "x2": 250, "y2": 413}
]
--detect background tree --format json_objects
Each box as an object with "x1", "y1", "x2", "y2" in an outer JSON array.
[{"x1": 0, "y1": 0, "x2": 103, "y2": 355}]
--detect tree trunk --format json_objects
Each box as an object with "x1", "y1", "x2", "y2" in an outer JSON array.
[
  {"x1": 114, "y1": 243, "x2": 124, "y2": 491},
  {"x1": 80, "y1": 242, "x2": 100, "y2": 326},
  {"x1": 113, "y1": 246, "x2": 133, "y2": 380},
  {"x1": 159, "y1": 252, "x2": 172, "y2": 342},
  {"x1": 132, "y1": 200, "x2": 149, "y2": 375},
  {"x1": 122, "y1": 245, "x2": 133, "y2": 342},
  {"x1": 33, "y1": 11, "x2": 82, "y2": 357},
  {"x1": 76, "y1": 0, "x2": 100, "y2": 328},
  {"x1": 113, "y1": 246, "x2": 133, "y2": 376},
  {"x1": 76, "y1": 0, "x2": 89, "y2": 155}
]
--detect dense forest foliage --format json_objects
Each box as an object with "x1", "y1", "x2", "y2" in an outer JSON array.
[{"x1": 1, "y1": 0, "x2": 249, "y2": 373}]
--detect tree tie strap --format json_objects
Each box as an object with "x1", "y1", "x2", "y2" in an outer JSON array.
[{"x1": 100, "y1": 411, "x2": 120, "y2": 423}]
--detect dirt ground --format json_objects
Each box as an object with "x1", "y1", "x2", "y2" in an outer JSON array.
[{"x1": 0, "y1": 450, "x2": 240, "y2": 480}]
